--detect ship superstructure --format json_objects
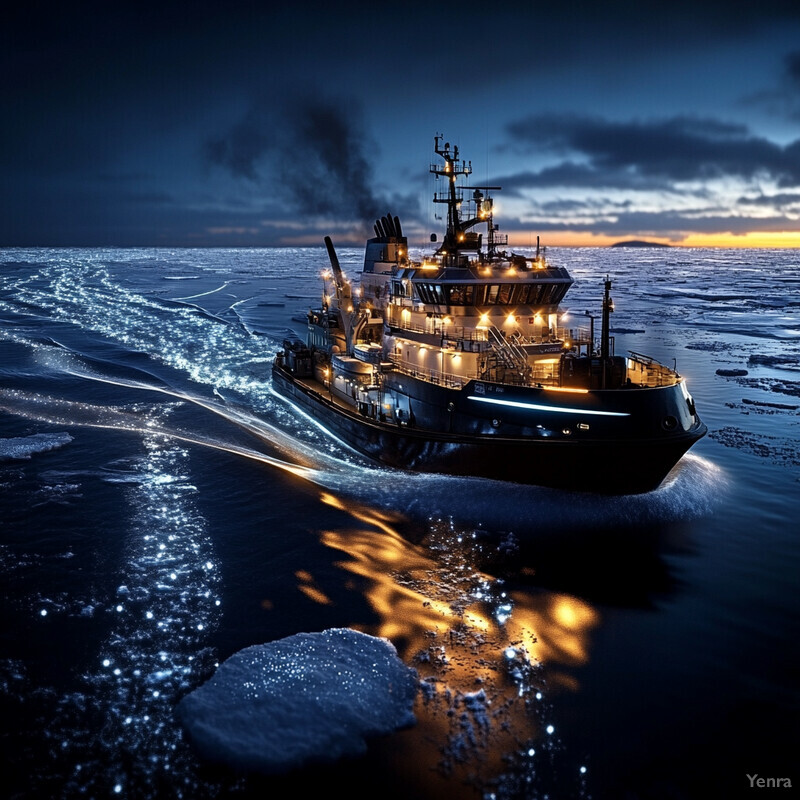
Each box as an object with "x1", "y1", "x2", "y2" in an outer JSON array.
[{"x1": 273, "y1": 135, "x2": 706, "y2": 492}]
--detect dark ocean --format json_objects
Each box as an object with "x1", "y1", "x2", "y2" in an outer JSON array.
[{"x1": 1, "y1": 246, "x2": 798, "y2": 800}]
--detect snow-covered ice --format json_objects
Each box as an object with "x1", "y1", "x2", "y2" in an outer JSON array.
[
  {"x1": 176, "y1": 628, "x2": 418, "y2": 774},
  {"x1": 0, "y1": 432, "x2": 73, "y2": 461}
]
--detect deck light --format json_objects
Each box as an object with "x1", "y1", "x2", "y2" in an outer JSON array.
[
  {"x1": 543, "y1": 385, "x2": 589, "y2": 394},
  {"x1": 468, "y1": 396, "x2": 630, "y2": 416}
]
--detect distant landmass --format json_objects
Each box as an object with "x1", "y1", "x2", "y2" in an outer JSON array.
[{"x1": 610, "y1": 240, "x2": 672, "y2": 248}]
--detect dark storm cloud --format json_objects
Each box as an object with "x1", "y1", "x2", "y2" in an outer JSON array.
[
  {"x1": 536, "y1": 198, "x2": 638, "y2": 217},
  {"x1": 2, "y1": 1, "x2": 800, "y2": 245},
  {"x1": 784, "y1": 51, "x2": 800, "y2": 120},
  {"x1": 537, "y1": 198, "x2": 621, "y2": 214},
  {"x1": 495, "y1": 163, "x2": 674, "y2": 192},
  {"x1": 507, "y1": 115, "x2": 800, "y2": 187},
  {"x1": 740, "y1": 48, "x2": 800, "y2": 122},
  {"x1": 600, "y1": 211, "x2": 800, "y2": 237},
  {"x1": 273, "y1": 100, "x2": 383, "y2": 223},
  {"x1": 786, "y1": 51, "x2": 800, "y2": 85},
  {"x1": 205, "y1": 111, "x2": 271, "y2": 183},
  {"x1": 507, "y1": 210, "x2": 799, "y2": 239},
  {"x1": 738, "y1": 191, "x2": 800, "y2": 209},
  {"x1": 206, "y1": 95, "x2": 418, "y2": 233}
]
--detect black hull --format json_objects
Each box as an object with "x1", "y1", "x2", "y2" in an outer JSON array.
[{"x1": 272, "y1": 364, "x2": 707, "y2": 494}]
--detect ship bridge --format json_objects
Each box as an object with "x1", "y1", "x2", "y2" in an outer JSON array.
[{"x1": 408, "y1": 272, "x2": 572, "y2": 308}]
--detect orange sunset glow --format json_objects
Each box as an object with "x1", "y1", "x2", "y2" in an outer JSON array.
[{"x1": 509, "y1": 230, "x2": 800, "y2": 249}]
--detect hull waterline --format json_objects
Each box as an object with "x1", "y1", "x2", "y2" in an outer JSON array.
[{"x1": 272, "y1": 364, "x2": 706, "y2": 494}]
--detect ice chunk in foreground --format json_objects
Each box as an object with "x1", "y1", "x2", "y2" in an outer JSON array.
[
  {"x1": 0, "y1": 433, "x2": 73, "y2": 461},
  {"x1": 176, "y1": 628, "x2": 418, "y2": 774}
]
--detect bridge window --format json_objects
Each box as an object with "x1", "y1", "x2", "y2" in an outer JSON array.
[
  {"x1": 444, "y1": 284, "x2": 475, "y2": 305},
  {"x1": 414, "y1": 283, "x2": 446, "y2": 304},
  {"x1": 412, "y1": 281, "x2": 568, "y2": 307},
  {"x1": 392, "y1": 280, "x2": 409, "y2": 298}
]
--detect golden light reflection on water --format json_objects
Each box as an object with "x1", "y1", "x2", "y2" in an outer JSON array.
[{"x1": 313, "y1": 491, "x2": 599, "y2": 798}]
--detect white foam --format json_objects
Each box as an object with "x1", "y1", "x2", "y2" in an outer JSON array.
[{"x1": 314, "y1": 452, "x2": 727, "y2": 532}]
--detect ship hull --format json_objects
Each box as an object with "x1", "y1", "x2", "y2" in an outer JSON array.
[{"x1": 272, "y1": 364, "x2": 707, "y2": 494}]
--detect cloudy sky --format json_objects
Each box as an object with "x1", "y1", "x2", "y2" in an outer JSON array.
[{"x1": 3, "y1": 0, "x2": 800, "y2": 248}]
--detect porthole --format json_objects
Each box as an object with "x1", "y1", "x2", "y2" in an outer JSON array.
[
  {"x1": 662, "y1": 415, "x2": 678, "y2": 431},
  {"x1": 492, "y1": 419, "x2": 501, "y2": 428}
]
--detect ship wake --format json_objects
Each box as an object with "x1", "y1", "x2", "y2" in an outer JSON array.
[{"x1": 1, "y1": 337, "x2": 726, "y2": 533}]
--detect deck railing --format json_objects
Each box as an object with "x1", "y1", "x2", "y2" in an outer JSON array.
[
  {"x1": 385, "y1": 353, "x2": 561, "y2": 389},
  {"x1": 385, "y1": 312, "x2": 591, "y2": 348},
  {"x1": 386, "y1": 354, "x2": 472, "y2": 388}
]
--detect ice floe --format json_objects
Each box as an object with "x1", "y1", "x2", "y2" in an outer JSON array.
[
  {"x1": 176, "y1": 628, "x2": 418, "y2": 774},
  {"x1": 0, "y1": 432, "x2": 73, "y2": 461}
]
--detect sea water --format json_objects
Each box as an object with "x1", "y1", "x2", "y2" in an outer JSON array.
[{"x1": 1, "y1": 246, "x2": 798, "y2": 799}]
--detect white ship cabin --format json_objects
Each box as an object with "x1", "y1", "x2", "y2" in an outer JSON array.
[
  {"x1": 350, "y1": 250, "x2": 682, "y2": 392},
  {"x1": 379, "y1": 255, "x2": 586, "y2": 388}
]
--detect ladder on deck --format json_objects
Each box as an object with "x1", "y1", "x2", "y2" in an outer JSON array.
[{"x1": 483, "y1": 327, "x2": 532, "y2": 384}]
